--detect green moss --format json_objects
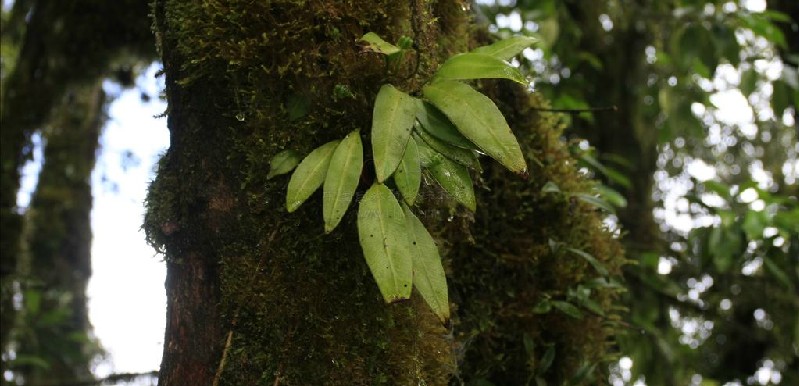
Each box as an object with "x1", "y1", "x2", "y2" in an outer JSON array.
[
  {"x1": 446, "y1": 84, "x2": 626, "y2": 384},
  {"x1": 147, "y1": 1, "x2": 626, "y2": 384}
]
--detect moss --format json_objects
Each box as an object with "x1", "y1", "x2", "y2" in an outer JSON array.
[
  {"x1": 446, "y1": 84, "x2": 626, "y2": 384},
  {"x1": 148, "y1": 0, "x2": 625, "y2": 384}
]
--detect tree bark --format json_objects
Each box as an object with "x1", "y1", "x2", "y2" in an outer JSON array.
[{"x1": 149, "y1": 1, "x2": 625, "y2": 384}]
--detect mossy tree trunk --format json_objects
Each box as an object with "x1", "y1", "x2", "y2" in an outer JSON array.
[{"x1": 149, "y1": 1, "x2": 624, "y2": 385}]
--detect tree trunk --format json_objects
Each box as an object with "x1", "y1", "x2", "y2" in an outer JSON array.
[
  {"x1": 14, "y1": 81, "x2": 105, "y2": 384},
  {"x1": 0, "y1": 0, "x2": 153, "y2": 364},
  {"x1": 149, "y1": 1, "x2": 625, "y2": 384}
]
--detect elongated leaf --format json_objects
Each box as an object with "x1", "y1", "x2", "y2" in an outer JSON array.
[
  {"x1": 572, "y1": 193, "x2": 615, "y2": 213},
  {"x1": 415, "y1": 100, "x2": 474, "y2": 149},
  {"x1": 428, "y1": 156, "x2": 476, "y2": 211},
  {"x1": 552, "y1": 300, "x2": 583, "y2": 319},
  {"x1": 423, "y1": 81, "x2": 526, "y2": 173},
  {"x1": 414, "y1": 135, "x2": 444, "y2": 168},
  {"x1": 360, "y1": 32, "x2": 401, "y2": 55},
  {"x1": 286, "y1": 140, "x2": 340, "y2": 212},
  {"x1": 402, "y1": 204, "x2": 449, "y2": 321},
  {"x1": 416, "y1": 124, "x2": 480, "y2": 170},
  {"x1": 372, "y1": 85, "x2": 417, "y2": 182},
  {"x1": 357, "y1": 184, "x2": 413, "y2": 302},
  {"x1": 394, "y1": 139, "x2": 421, "y2": 205},
  {"x1": 323, "y1": 131, "x2": 363, "y2": 233},
  {"x1": 267, "y1": 149, "x2": 302, "y2": 179},
  {"x1": 434, "y1": 53, "x2": 527, "y2": 84},
  {"x1": 565, "y1": 247, "x2": 609, "y2": 276},
  {"x1": 472, "y1": 35, "x2": 538, "y2": 60}
]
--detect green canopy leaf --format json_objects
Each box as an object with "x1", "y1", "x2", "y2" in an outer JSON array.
[
  {"x1": 357, "y1": 183, "x2": 413, "y2": 302},
  {"x1": 423, "y1": 81, "x2": 526, "y2": 174},
  {"x1": 428, "y1": 156, "x2": 476, "y2": 211},
  {"x1": 433, "y1": 53, "x2": 527, "y2": 84},
  {"x1": 472, "y1": 35, "x2": 538, "y2": 60},
  {"x1": 286, "y1": 140, "x2": 340, "y2": 212},
  {"x1": 402, "y1": 204, "x2": 449, "y2": 322},
  {"x1": 372, "y1": 84, "x2": 417, "y2": 182},
  {"x1": 323, "y1": 131, "x2": 363, "y2": 233},
  {"x1": 394, "y1": 138, "x2": 421, "y2": 205},
  {"x1": 267, "y1": 149, "x2": 302, "y2": 180}
]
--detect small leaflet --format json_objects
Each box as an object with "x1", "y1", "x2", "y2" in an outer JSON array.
[
  {"x1": 323, "y1": 131, "x2": 363, "y2": 233},
  {"x1": 433, "y1": 53, "x2": 527, "y2": 85},
  {"x1": 423, "y1": 81, "x2": 527, "y2": 174},
  {"x1": 402, "y1": 204, "x2": 449, "y2": 322},
  {"x1": 267, "y1": 149, "x2": 302, "y2": 179},
  {"x1": 394, "y1": 139, "x2": 421, "y2": 206},
  {"x1": 357, "y1": 183, "x2": 413, "y2": 303},
  {"x1": 286, "y1": 140, "x2": 340, "y2": 213},
  {"x1": 371, "y1": 85, "x2": 417, "y2": 182}
]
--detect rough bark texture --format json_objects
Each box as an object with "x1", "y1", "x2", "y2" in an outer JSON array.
[{"x1": 148, "y1": 1, "x2": 624, "y2": 384}]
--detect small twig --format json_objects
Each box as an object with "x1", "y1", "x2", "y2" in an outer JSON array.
[
  {"x1": 532, "y1": 105, "x2": 618, "y2": 114},
  {"x1": 212, "y1": 330, "x2": 234, "y2": 386}
]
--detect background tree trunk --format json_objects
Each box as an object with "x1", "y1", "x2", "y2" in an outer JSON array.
[
  {"x1": 0, "y1": 0, "x2": 153, "y2": 380},
  {"x1": 14, "y1": 81, "x2": 104, "y2": 384}
]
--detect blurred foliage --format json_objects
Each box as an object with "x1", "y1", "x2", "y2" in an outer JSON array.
[{"x1": 477, "y1": 0, "x2": 798, "y2": 384}]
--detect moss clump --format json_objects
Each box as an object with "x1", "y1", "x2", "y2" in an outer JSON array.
[
  {"x1": 147, "y1": 1, "x2": 474, "y2": 384},
  {"x1": 147, "y1": 0, "x2": 624, "y2": 384},
  {"x1": 446, "y1": 83, "x2": 626, "y2": 385}
]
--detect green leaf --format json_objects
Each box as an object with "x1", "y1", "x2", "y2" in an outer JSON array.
[
  {"x1": 539, "y1": 346, "x2": 556, "y2": 373},
  {"x1": 541, "y1": 181, "x2": 561, "y2": 193},
  {"x1": 771, "y1": 80, "x2": 793, "y2": 117},
  {"x1": 552, "y1": 300, "x2": 583, "y2": 319},
  {"x1": 532, "y1": 299, "x2": 552, "y2": 314},
  {"x1": 372, "y1": 84, "x2": 417, "y2": 182},
  {"x1": 394, "y1": 138, "x2": 421, "y2": 205},
  {"x1": 286, "y1": 141, "x2": 340, "y2": 212},
  {"x1": 415, "y1": 100, "x2": 475, "y2": 149},
  {"x1": 402, "y1": 204, "x2": 449, "y2": 322},
  {"x1": 428, "y1": 156, "x2": 476, "y2": 211},
  {"x1": 472, "y1": 35, "x2": 538, "y2": 60},
  {"x1": 763, "y1": 256, "x2": 793, "y2": 290},
  {"x1": 323, "y1": 131, "x2": 363, "y2": 233},
  {"x1": 415, "y1": 124, "x2": 481, "y2": 170},
  {"x1": 742, "y1": 210, "x2": 767, "y2": 240},
  {"x1": 414, "y1": 136, "x2": 443, "y2": 168},
  {"x1": 573, "y1": 193, "x2": 615, "y2": 213},
  {"x1": 596, "y1": 185, "x2": 628, "y2": 209},
  {"x1": 433, "y1": 53, "x2": 527, "y2": 84},
  {"x1": 423, "y1": 81, "x2": 526, "y2": 174},
  {"x1": 565, "y1": 247, "x2": 609, "y2": 276},
  {"x1": 359, "y1": 32, "x2": 401, "y2": 55},
  {"x1": 267, "y1": 149, "x2": 302, "y2": 179},
  {"x1": 357, "y1": 184, "x2": 413, "y2": 302}
]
